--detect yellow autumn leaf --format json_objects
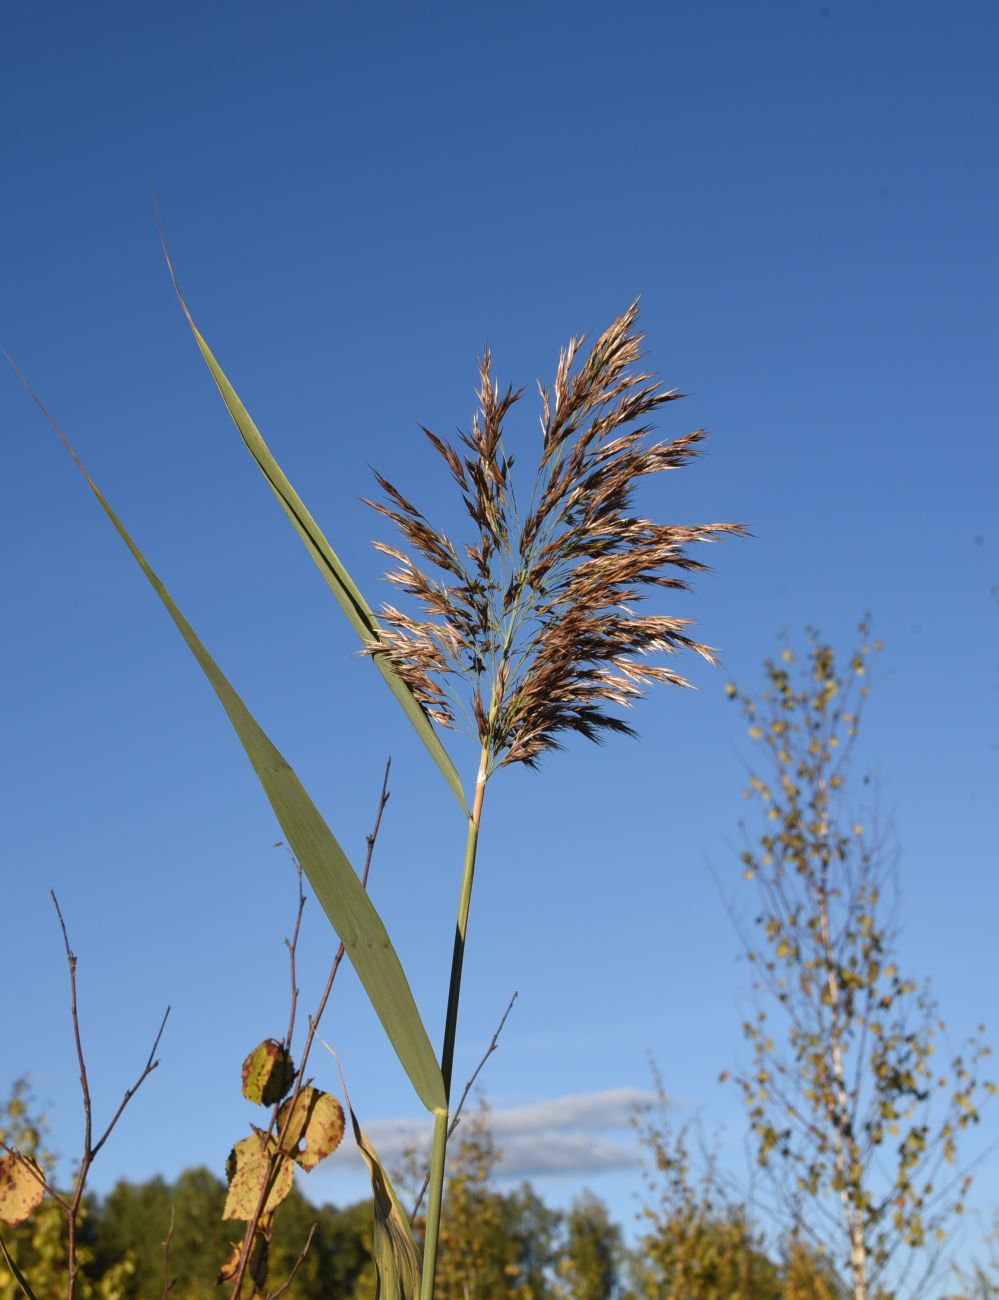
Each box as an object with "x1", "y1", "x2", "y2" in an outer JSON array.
[
  {"x1": 222, "y1": 1134, "x2": 294, "y2": 1220},
  {"x1": 0, "y1": 1152, "x2": 46, "y2": 1225},
  {"x1": 277, "y1": 1086, "x2": 346, "y2": 1172}
]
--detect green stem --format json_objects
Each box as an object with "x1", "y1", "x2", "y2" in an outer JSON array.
[
  {"x1": 420, "y1": 1112, "x2": 449, "y2": 1300},
  {"x1": 420, "y1": 745, "x2": 489, "y2": 1300}
]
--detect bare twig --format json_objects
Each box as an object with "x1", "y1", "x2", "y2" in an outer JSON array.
[
  {"x1": 446, "y1": 992, "x2": 518, "y2": 1142},
  {"x1": 50, "y1": 891, "x2": 169, "y2": 1300},
  {"x1": 90, "y1": 1006, "x2": 170, "y2": 1162},
  {"x1": 283, "y1": 862, "x2": 307, "y2": 1051},
  {"x1": 51, "y1": 890, "x2": 92, "y2": 1170},
  {"x1": 409, "y1": 991, "x2": 518, "y2": 1224},
  {"x1": 265, "y1": 1223, "x2": 318, "y2": 1299},
  {"x1": 227, "y1": 759, "x2": 392, "y2": 1299}
]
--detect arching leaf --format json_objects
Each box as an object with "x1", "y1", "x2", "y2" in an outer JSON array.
[
  {"x1": 161, "y1": 245, "x2": 468, "y2": 817},
  {"x1": 9, "y1": 369, "x2": 447, "y2": 1116}
]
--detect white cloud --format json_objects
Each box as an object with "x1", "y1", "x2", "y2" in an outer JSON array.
[{"x1": 330, "y1": 1086, "x2": 655, "y2": 1180}]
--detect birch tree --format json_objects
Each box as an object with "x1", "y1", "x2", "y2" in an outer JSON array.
[{"x1": 727, "y1": 630, "x2": 994, "y2": 1300}]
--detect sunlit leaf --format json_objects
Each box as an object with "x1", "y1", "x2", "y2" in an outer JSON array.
[
  {"x1": 160, "y1": 243, "x2": 468, "y2": 817},
  {"x1": 216, "y1": 1241, "x2": 242, "y2": 1286},
  {"x1": 222, "y1": 1134, "x2": 293, "y2": 1220},
  {"x1": 0, "y1": 1154, "x2": 45, "y2": 1226},
  {"x1": 277, "y1": 1086, "x2": 345, "y2": 1171},
  {"x1": 8, "y1": 371, "x2": 446, "y2": 1115},
  {"x1": 347, "y1": 1103, "x2": 422, "y2": 1300},
  {"x1": 241, "y1": 1039, "x2": 296, "y2": 1107}
]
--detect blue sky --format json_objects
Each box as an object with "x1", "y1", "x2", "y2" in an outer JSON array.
[{"x1": 2, "y1": 0, "x2": 997, "y2": 1266}]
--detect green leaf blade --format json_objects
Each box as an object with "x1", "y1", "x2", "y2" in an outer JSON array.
[
  {"x1": 107, "y1": 492, "x2": 446, "y2": 1112},
  {"x1": 164, "y1": 261, "x2": 467, "y2": 816},
  {"x1": 15, "y1": 375, "x2": 447, "y2": 1114},
  {"x1": 347, "y1": 1102, "x2": 422, "y2": 1300}
]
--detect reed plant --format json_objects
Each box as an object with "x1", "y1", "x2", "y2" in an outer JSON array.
[{"x1": 9, "y1": 273, "x2": 744, "y2": 1299}]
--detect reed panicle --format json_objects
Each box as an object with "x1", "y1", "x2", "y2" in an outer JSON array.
[{"x1": 365, "y1": 301, "x2": 747, "y2": 771}]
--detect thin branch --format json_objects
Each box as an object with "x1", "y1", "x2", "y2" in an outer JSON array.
[
  {"x1": 266, "y1": 1223, "x2": 318, "y2": 1300},
  {"x1": 50, "y1": 891, "x2": 169, "y2": 1300},
  {"x1": 227, "y1": 759, "x2": 392, "y2": 1299},
  {"x1": 302, "y1": 756, "x2": 392, "y2": 1076},
  {"x1": 51, "y1": 891, "x2": 92, "y2": 1171},
  {"x1": 446, "y1": 991, "x2": 518, "y2": 1142},
  {"x1": 283, "y1": 861, "x2": 307, "y2": 1051},
  {"x1": 90, "y1": 1005, "x2": 170, "y2": 1160},
  {"x1": 409, "y1": 990, "x2": 518, "y2": 1223}
]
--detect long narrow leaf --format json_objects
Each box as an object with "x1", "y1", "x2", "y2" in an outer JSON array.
[
  {"x1": 350, "y1": 1108, "x2": 422, "y2": 1300},
  {"x1": 331, "y1": 1053, "x2": 422, "y2": 1300},
  {"x1": 0, "y1": 1234, "x2": 39, "y2": 1300},
  {"x1": 11, "y1": 365, "x2": 446, "y2": 1116},
  {"x1": 159, "y1": 240, "x2": 468, "y2": 817}
]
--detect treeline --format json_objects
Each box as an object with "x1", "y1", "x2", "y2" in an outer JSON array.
[{"x1": 0, "y1": 1096, "x2": 857, "y2": 1300}]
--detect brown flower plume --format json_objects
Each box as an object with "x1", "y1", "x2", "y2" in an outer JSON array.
[{"x1": 364, "y1": 302, "x2": 747, "y2": 770}]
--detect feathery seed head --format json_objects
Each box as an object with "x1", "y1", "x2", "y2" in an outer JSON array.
[{"x1": 364, "y1": 303, "x2": 747, "y2": 772}]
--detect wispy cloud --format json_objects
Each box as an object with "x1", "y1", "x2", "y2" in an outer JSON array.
[{"x1": 330, "y1": 1087, "x2": 655, "y2": 1180}]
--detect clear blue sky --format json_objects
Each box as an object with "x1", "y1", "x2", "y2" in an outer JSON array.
[{"x1": 2, "y1": 0, "x2": 997, "y2": 1265}]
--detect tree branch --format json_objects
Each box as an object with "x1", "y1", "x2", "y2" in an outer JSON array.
[{"x1": 266, "y1": 1223, "x2": 317, "y2": 1299}]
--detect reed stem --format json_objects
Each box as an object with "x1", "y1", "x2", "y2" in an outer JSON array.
[{"x1": 419, "y1": 744, "x2": 489, "y2": 1300}]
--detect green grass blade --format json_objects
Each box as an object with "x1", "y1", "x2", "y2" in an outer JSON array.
[
  {"x1": 12, "y1": 369, "x2": 446, "y2": 1116},
  {"x1": 332, "y1": 1059, "x2": 422, "y2": 1300},
  {"x1": 350, "y1": 1109, "x2": 422, "y2": 1300},
  {"x1": 160, "y1": 247, "x2": 468, "y2": 817},
  {"x1": 0, "y1": 1234, "x2": 39, "y2": 1300}
]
